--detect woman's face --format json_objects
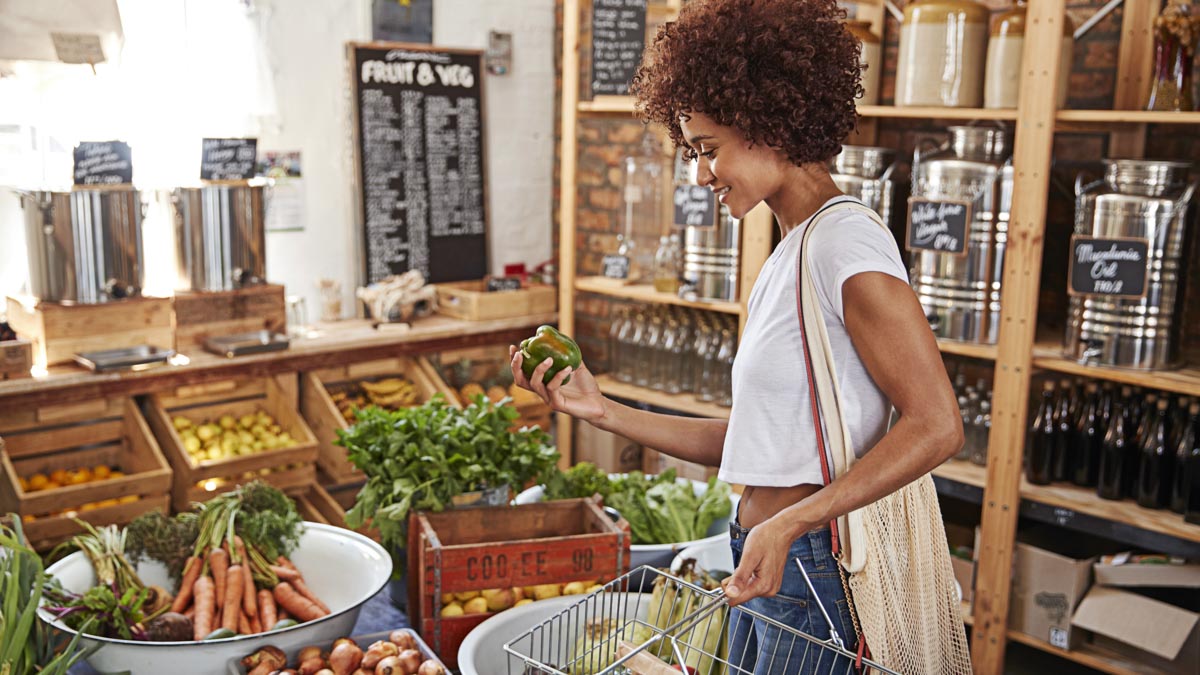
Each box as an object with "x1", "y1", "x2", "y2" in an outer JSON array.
[{"x1": 678, "y1": 112, "x2": 788, "y2": 219}]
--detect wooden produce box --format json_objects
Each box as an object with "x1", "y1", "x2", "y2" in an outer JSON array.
[
  {"x1": 300, "y1": 355, "x2": 459, "y2": 484},
  {"x1": 0, "y1": 339, "x2": 32, "y2": 380},
  {"x1": 144, "y1": 373, "x2": 319, "y2": 511},
  {"x1": 172, "y1": 284, "x2": 287, "y2": 353},
  {"x1": 435, "y1": 281, "x2": 556, "y2": 321},
  {"x1": 5, "y1": 295, "x2": 174, "y2": 368},
  {"x1": 407, "y1": 498, "x2": 631, "y2": 666},
  {"x1": 292, "y1": 482, "x2": 379, "y2": 542},
  {"x1": 433, "y1": 344, "x2": 552, "y2": 432},
  {"x1": 0, "y1": 397, "x2": 172, "y2": 549}
]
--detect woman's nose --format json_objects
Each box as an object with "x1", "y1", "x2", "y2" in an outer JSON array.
[{"x1": 695, "y1": 159, "x2": 715, "y2": 186}]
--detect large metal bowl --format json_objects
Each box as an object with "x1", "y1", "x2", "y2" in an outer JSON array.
[{"x1": 40, "y1": 523, "x2": 391, "y2": 674}]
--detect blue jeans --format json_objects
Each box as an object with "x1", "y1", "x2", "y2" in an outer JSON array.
[{"x1": 728, "y1": 528, "x2": 858, "y2": 675}]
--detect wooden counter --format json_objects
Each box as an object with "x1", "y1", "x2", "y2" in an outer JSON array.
[{"x1": 0, "y1": 313, "x2": 557, "y2": 409}]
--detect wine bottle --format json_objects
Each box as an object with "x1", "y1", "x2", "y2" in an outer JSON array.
[
  {"x1": 1097, "y1": 392, "x2": 1131, "y2": 500},
  {"x1": 1172, "y1": 402, "x2": 1199, "y2": 515},
  {"x1": 1071, "y1": 383, "x2": 1102, "y2": 487},
  {"x1": 1027, "y1": 381, "x2": 1056, "y2": 486},
  {"x1": 1052, "y1": 379, "x2": 1074, "y2": 482},
  {"x1": 1136, "y1": 399, "x2": 1172, "y2": 509}
]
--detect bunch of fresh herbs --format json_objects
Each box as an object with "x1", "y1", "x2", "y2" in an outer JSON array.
[{"x1": 338, "y1": 394, "x2": 559, "y2": 575}]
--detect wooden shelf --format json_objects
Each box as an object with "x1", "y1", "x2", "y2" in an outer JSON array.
[
  {"x1": 1006, "y1": 631, "x2": 1159, "y2": 675},
  {"x1": 933, "y1": 459, "x2": 987, "y2": 490},
  {"x1": 937, "y1": 339, "x2": 997, "y2": 361},
  {"x1": 575, "y1": 277, "x2": 745, "y2": 315},
  {"x1": 856, "y1": 105, "x2": 1019, "y2": 121},
  {"x1": 1031, "y1": 340, "x2": 1200, "y2": 398},
  {"x1": 1057, "y1": 109, "x2": 1200, "y2": 125},
  {"x1": 577, "y1": 97, "x2": 636, "y2": 114},
  {"x1": 594, "y1": 374, "x2": 730, "y2": 419}
]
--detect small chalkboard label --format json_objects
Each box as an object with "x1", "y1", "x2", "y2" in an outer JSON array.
[
  {"x1": 73, "y1": 141, "x2": 132, "y2": 186},
  {"x1": 591, "y1": 0, "x2": 647, "y2": 97},
  {"x1": 201, "y1": 138, "x2": 258, "y2": 180},
  {"x1": 486, "y1": 276, "x2": 523, "y2": 292},
  {"x1": 906, "y1": 197, "x2": 971, "y2": 255},
  {"x1": 1068, "y1": 236, "x2": 1150, "y2": 299},
  {"x1": 601, "y1": 254, "x2": 631, "y2": 280},
  {"x1": 674, "y1": 184, "x2": 717, "y2": 229}
]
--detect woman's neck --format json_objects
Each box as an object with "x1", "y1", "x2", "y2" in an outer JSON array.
[{"x1": 766, "y1": 163, "x2": 845, "y2": 237}]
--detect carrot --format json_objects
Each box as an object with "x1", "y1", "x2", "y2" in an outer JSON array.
[
  {"x1": 276, "y1": 556, "x2": 299, "y2": 573},
  {"x1": 278, "y1": 608, "x2": 290, "y2": 622},
  {"x1": 241, "y1": 560, "x2": 258, "y2": 618},
  {"x1": 268, "y1": 564, "x2": 302, "y2": 582},
  {"x1": 291, "y1": 577, "x2": 331, "y2": 614},
  {"x1": 258, "y1": 589, "x2": 277, "y2": 631},
  {"x1": 209, "y1": 547, "x2": 229, "y2": 610},
  {"x1": 192, "y1": 575, "x2": 216, "y2": 640},
  {"x1": 183, "y1": 605, "x2": 195, "y2": 621},
  {"x1": 222, "y1": 564, "x2": 244, "y2": 632},
  {"x1": 171, "y1": 556, "x2": 202, "y2": 613},
  {"x1": 273, "y1": 582, "x2": 326, "y2": 622},
  {"x1": 238, "y1": 609, "x2": 252, "y2": 635},
  {"x1": 249, "y1": 613, "x2": 263, "y2": 634}
]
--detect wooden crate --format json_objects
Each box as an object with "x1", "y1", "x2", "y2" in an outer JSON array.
[
  {"x1": 435, "y1": 281, "x2": 556, "y2": 321},
  {"x1": 433, "y1": 344, "x2": 553, "y2": 432},
  {"x1": 172, "y1": 284, "x2": 287, "y2": 352},
  {"x1": 407, "y1": 498, "x2": 631, "y2": 666},
  {"x1": 0, "y1": 339, "x2": 32, "y2": 380},
  {"x1": 292, "y1": 483, "x2": 379, "y2": 542},
  {"x1": 642, "y1": 448, "x2": 718, "y2": 481},
  {"x1": 144, "y1": 373, "x2": 319, "y2": 511},
  {"x1": 300, "y1": 356, "x2": 459, "y2": 484},
  {"x1": 5, "y1": 295, "x2": 174, "y2": 368},
  {"x1": 0, "y1": 397, "x2": 172, "y2": 549}
]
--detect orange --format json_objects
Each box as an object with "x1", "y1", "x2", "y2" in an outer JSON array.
[
  {"x1": 92, "y1": 465, "x2": 112, "y2": 480},
  {"x1": 97, "y1": 498, "x2": 120, "y2": 508},
  {"x1": 43, "y1": 480, "x2": 61, "y2": 490},
  {"x1": 28, "y1": 474, "x2": 49, "y2": 491},
  {"x1": 22, "y1": 514, "x2": 35, "y2": 523},
  {"x1": 67, "y1": 470, "x2": 90, "y2": 486},
  {"x1": 80, "y1": 502, "x2": 99, "y2": 512},
  {"x1": 49, "y1": 469, "x2": 68, "y2": 484},
  {"x1": 119, "y1": 495, "x2": 137, "y2": 504},
  {"x1": 109, "y1": 471, "x2": 125, "y2": 479}
]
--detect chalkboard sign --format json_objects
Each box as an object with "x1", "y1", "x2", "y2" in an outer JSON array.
[
  {"x1": 73, "y1": 141, "x2": 132, "y2": 186},
  {"x1": 486, "y1": 276, "x2": 523, "y2": 292},
  {"x1": 1068, "y1": 236, "x2": 1150, "y2": 299},
  {"x1": 674, "y1": 184, "x2": 717, "y2": 228},
  {"x1": 201, "y1": 138, "x2": 258, "y2": 180},
  {"x1": 591, "y1": 0, "x2": 647, "y2": 97},
  {"x1": 350, "y1": 42, "x2": 488, "y2": 285},
  {"x1": 601, "y1": 254, "x2": 631, "y2": 280},
  {"x1": 906, "y1": 197, "x2": 971, "y2": 255}
]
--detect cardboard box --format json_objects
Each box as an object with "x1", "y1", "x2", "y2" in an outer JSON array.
[
  {"x1": 574, "y1": 422, "x2": 642, "y2": 473},
  {"x1": 0, "y1": 339, "x2": 32, "y2": 380},
  {"x1": 642, "y1": 447, "x2": 718, "y2": 481},
  {"x1": 1008, "y1": 529, "x2": 1102, "y2": 650},
  {"x1": 1073, "y1": 586, "x2": 1200, "y2": 675},
  {"x1": 944, "y1": 523, "x2": 978, "y2": 606},
  {"x1": 1094, "y1": 556, "x2": 1200, "y2": 588}
]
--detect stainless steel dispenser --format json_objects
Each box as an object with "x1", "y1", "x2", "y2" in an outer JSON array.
[
  {"x1": 682, "y1": 209, "x2": 740, "y2": 302},
  {"x1": 1065, "y1": 160, "x2": 1195, "y2": 370},
  {"x1": 830, "y1": 145, "x2": 896, "y2": 226},
  {"x1": 909, "y1": 125, "x2": 1014, "y2": 344},
  {"x1": 169, "y1": 181, "x2": 268, "y2": 292},
  {"x1": 19, "y1": 187, "x2": 145, "y2": 303}
]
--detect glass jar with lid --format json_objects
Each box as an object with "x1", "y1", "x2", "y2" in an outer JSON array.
[
  {"x1": 845, "y1": 20, "x2": 882, "y2": 106},
  {"x1": 620, "y1": 133, "x2": 667, "y2": 282},
  {"x1": 895, "y1": 0, "x2": 989, "y2": 107},
  {"x1": 984, "y1": 1, "x2": 1074, "y2": 109},
  {"x1": 1147, "y1": 0, "x2": 1200, "y2": 111}
]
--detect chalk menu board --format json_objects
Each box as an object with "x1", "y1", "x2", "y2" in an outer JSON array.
[
  {"x1": 1068, "y1": 236, "x2": 1150, "y2": 299},
  {"x1": 591, "y1": 0, "x2": 647, "y2": 97},
  {"x1": 350, "y1": 42, "x2": 488, "y2": 284},
  {"x1": 674, "y1": 184, "x2": 717, "y2": 228},
  {"x1": 201, "y1": 138, "x2": 258, "y2": 180},
  {"x1": 73, "y1": 141, "x2": 132, "y2": 186},
  {"x1": 906, "y1": 197, "x2": 971, "y2": 255}
]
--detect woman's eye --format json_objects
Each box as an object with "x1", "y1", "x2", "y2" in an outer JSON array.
[{"x1": 700, "y1": 149, "x2": 715, "y2": 158}]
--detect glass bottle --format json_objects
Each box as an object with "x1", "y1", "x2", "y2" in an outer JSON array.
[
  {"x1": 629, "y1": 311, "x2": 649, "y2": 387},
  {"x1": 1052, "y1": 379, "x2": 1075, "y2": 482},
  {"x1": 1136, "y1": 399, "x2": 1173, "y2": 509},
  {"x1": 1026, "y1": 381, "x2": 1056, "y2": 485},
  {"x1": 1130, "y1": 393, "x2": 1159, "y2": 497},
  {"x1": 608, "y1": 307, "x2": 627, "y2": 380},
  {"x1": 1098, "y1": 390, "x2": 1133, "y2": 500},
  {"x1": 1071, "y1": 383, "x2": 1102, "y2": 487},
  {"x1": 716, "y1": 329, "x2": 735, "y2": 407},
  {"x1": 957, "y1": 393, "x2": 976, "y2": 461},
  {"x1": 1147, "y1": 0, "x2": 1200, "y2": 112},
  {"x1": 660, "y1": 318, "x2": 683, "y2": 394},
  {"x1": 696, "y1": 329, "x2": 721, "y2": 403},
  {"x1": 676, "y1": 312, "x2": 696, "y2": 394},
  {"x1": 654, "y1": 236, "x2": 680, "y2": 293},
  {"x1": 970, "y1": 400, "x2": 991, "y2": 466},
  {"x1": 620, "y1": 133, "x2": 667, "y2": 281},
  {"x1": 642, "y1": 314, "x2": 664, "y2": 390},
  {"x1": 1171, "y1": 402, "x2": 1199, "y2": 514},
  {"x1": 614, "y1": 308, "x2": 637, "y2": 383}
]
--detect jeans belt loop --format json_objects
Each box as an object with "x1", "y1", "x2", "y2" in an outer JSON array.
[{"x1": 729, "y1": 520, "x2": 752, "y2": 540}]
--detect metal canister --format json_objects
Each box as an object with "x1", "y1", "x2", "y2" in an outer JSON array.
[
  {"x1": 830, "y1": 145, "x2": 896, "y2": 227},
  {"x1": 683, "y1": 208, "x2": 740, "y2": 302},
  {"x1": 169, "y1": 181, "x2": 268, "y2": 292},
  {"x1": 909, "y1": 125, "x2": 1014, "y2": 344},
  {"x1": 19, "y1": 187, "x2": 145, "y2": 303},
  {"x1": 1065, "y1": 160, "x2": 1195, "y2": 370}
]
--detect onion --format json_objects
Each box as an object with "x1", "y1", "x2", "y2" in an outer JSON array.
[
  {"x1": 362, "y1": 641, "x2": 399, "y2": 670},
  {"x1": 329, "y1": 642, "x2": 365, "y2": 675},
  {"x1": 397, "y1": 649, "x2": 422, "y2": 674},
  {"x1": 418, "y1": 659, "x2": 446, "y2": 675},
  {"x1": 374, "y1": 656, "x2": 403, "y2": 675},
  {"x1": 389, "y1": 630, "x2": 418, "y2": 652}
]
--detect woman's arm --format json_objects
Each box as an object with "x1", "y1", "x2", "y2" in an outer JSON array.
[
  {"x1": 511, "y1": 348, "x2": 728, "y2": 467},
  {"x1": 724, "y1": 271, "x2": 963, "y2": 603}
]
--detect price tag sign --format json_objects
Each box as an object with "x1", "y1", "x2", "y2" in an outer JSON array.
[
  {"x1": 201, "y1": 138, "x2": 258, "y2": 180},
  {"x1": 673, "y1": 184, "x2": 717, "y2": 229},
  {"x1": 906, "y1": 197, "x2": 971, "y2": 255},
  {"x1": 73, "y1": 141, "x2": 132, "y2": 186},
  {"x1": 601, "y1": 254, "x2": 630, "y2": 280},
  {"x1": 486, "y1": 276, "x2": 523, "y2": 292},
  {"x1": 590, "y1": 0, "x2": 648, "y2": 96},
  {"x1": 1068, "y1": 236, "x2": 1150, "y2": 299}
]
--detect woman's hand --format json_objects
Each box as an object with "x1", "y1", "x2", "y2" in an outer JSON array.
[
  {"x1": 510, "y1": 345, "x2": 608, "y2": 424},
  {"x1": 722, "y1": 511, "x2": 815, "y2": 607}
]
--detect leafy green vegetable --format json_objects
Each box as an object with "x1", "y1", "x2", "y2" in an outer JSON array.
[
  {"x1": 543, "y1": 462, "x2": 612, "y2": 501},
  {"x1": 125, "y1": 511, "x2": 199, "y2": 585},
  {"x1": 337, "y1": 394, "x2": 560, "y2": 577},
  {"x1": 42, "y1": 581, "x2": 153, "y2": 641}
]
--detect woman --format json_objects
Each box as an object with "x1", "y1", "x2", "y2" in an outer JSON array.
[{"x1": 513, "y1": 0, "x2": 964, "y2": 671}]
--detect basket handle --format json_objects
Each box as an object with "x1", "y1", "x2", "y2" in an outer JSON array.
[{"x1": 794, "y1": 557, "x2": 845, "y2": 651}]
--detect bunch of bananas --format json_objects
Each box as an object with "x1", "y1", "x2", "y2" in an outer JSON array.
[
  {"x1": 644, "y1": 561, "x2": 727, "y2": 675},
  {"x1": 330, "y1": 377, "x2": 419, "y2": 422}
]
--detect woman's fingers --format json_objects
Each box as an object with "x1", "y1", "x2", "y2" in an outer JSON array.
[
  {"x1": 529, "y1": 358, "x2": 555, "y2": 400},
  {"x1": 510, "y1": 349, "x2": 534, "y2": 391}
]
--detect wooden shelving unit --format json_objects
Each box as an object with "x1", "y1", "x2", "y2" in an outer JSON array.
[
  {"x1": 559, "y1": 1, "x2": 1194, "y2": 673},
  {"x1": 594, "y1": 374, "x2": 731, "y2": 419},
  {"x1": 575, "y1": 277, "x2": 745, "y2": 315},
  {"x1": 1005, "y1": 632, "x2": 1160, "y2": 675}
]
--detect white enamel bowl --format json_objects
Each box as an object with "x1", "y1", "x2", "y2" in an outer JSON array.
[
  {"x1": 40, "y1": 522, "x2": 391, "y2": 674},
  {"x1": 514, "y1": 476, "x2": 739, "y2": 570},
  {"x1": 670, "y1": 538, "x2": 736, "y2": 576}
]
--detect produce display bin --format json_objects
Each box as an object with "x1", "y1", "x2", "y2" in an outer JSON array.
[
  {"x1": 291, "y1": 483, "x2": 379, "y2": 542},
  {"x1": 172, "y1": 283, "x2": 287, "y2": 352},
  {"x1": 0, "y1": 396, "x2": 171, "y2": 549},
  {"x1": 144, "y1": 373, "x2": 318, "y2": 511},
  {"x1": 434, "y1": 280, "x2": 556, "y2": 321},
  {"x1": 300, "y1": 355, "x2": 459, "y2": 484},
  {"x1": 431, "y1": 344, "x2": 552, "y2": 432},
  {"x1": 407, "y1": 498, "x2": 631, "y2": 667},
  {"x1": 5, "y1": 295, "x2": 174, "y2": 368}
]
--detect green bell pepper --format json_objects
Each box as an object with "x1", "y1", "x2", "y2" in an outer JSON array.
[{"x1": 520, "y1": 325, "x2": 582, "y2": 385}]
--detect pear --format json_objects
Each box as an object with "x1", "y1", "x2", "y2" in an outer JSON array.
[
  {"x1": 441, "y1": 602, "x2": 464, "y2": 618},
  {"x1": 531, "y1": 584, "x2": 561, "y2": 601},
  {"x1": 482, "y1": 588, "x2": 515, "y2": 612},
  {"x1": 172, "y1": 416, "x2": 193, "y2": 431},
  {"x1": 442, "y1": 593, "x2": 455, "y2": 605},
  {"x1": 218, "y1": 415, "x2": 236, "y2": 430},
  {"x1": 196, "y1": 425, "x2": 216, "y2": 442},
  {"x1": 585, "y1": 584, "x2": 604, "y2": 594},
  {"x1": 183, "y1": 436, "x2": 202, "y2": 453},
  {"x1": 563, "y1": 581, "x2": 587, "y2": 596},
  {"x1": 463, "y1": 596, "x2": 489, "y2": 615},
  {"x1": 514, "y1": 598, "x2": 533, "y2": 607},
  {"x1": 454, "y1": 591, "x2": 480, "y2": 602},
  {"x1": 239, "y1": 414, "x2": 256, "y2": 429}
]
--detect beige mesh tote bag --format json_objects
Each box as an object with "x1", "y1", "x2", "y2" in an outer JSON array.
[{"x1": 794, "y1": 201, "x2": 973, "y2": 674}]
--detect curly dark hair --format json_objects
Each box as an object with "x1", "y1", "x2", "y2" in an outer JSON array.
[{"x1": 630, "y1": 0, "x2": 861, "y2": 165}]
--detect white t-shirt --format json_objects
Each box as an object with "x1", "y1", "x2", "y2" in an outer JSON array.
[{"x1": 717, "y1": 197, "x2": 910, "y2": 487}]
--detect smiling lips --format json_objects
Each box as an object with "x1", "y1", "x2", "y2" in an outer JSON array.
[{"x1": 713, "y1": 186, "x2": 731, "y2": 203}]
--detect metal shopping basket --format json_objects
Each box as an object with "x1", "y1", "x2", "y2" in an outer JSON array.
[{"x1": 503, "y1": 561, "x2": 899, "y2": 675}]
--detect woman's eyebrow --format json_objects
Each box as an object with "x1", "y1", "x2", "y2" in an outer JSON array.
[{"x1": 687, "y1": 134, "x2": 716, "y2": 145}]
